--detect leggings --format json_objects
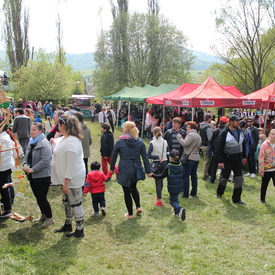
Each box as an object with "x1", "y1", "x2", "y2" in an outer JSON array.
[
  {"x1": 0, "y1": 169, "x2": 12, "y2": 211},
  {"x1": 261, "y1": 171, "x2": 275, "y2": 201},
  {"x1": 122, "y1": 181, "x2": 140, "y2": 216}
]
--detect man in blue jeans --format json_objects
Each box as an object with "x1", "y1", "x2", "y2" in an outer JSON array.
[{"x1": 244, "y1": 117, "x2": 259, "y2": 178}]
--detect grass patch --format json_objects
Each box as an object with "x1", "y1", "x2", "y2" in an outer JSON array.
[{"x1": 1, "y1": 120, "x2": 275, "y2": 274}]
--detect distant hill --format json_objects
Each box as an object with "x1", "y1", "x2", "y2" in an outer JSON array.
[
  {"x1": 65, "y1": 50, "x2": 221, "y2": 72},
  {"x1": 0, "y1": 49, "x2": 221, "y2": 72}
]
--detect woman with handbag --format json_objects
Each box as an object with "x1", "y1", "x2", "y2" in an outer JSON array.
[
  {"x1": 110, "y1": 121, "x2": 151, "y2": 219},
  {"x1": 177, "y1": 121, "x2": 202, "y2": 198},
  {"x1": 147, "y1": 127, "x2": 168, "y2": 206}
]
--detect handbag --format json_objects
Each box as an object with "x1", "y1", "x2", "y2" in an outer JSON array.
[
  {"x1": 149, "y1": 140, "x2": 165, "y2": 173},
  {"x1": 136, "y1": 166, "x2": 145, "y2": 181},
  {"x1": 180, "y1": 137, "x2": 200, "y2": 165}
]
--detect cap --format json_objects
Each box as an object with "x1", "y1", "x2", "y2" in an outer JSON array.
[
  {"x1": 220, "y1": 116, "x2": 229, "y2": 123},
  {"x1": 169, "y1": 149, "x2": 180, "y2": 160},
  {"x1": 229, "y1": 115, "x2": 240, "y2": 122}
]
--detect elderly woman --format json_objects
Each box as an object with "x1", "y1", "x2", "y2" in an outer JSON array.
[
  {"x1": 110, "y1": 121, "x2": 151, "y2": 218},
  {"x1": 177, "y1": 121, "x2": 202, "y2": 198},
  {"x1": 23, "y1": 122, "x2": 53, "y2": 227},
  {"x1": 51, "y1": 114, "x2": 85, "y2": 237}
]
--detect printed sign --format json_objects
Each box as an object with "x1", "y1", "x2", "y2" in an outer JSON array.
[
  {"x1": 165, "y1": 100, "x2": 172, "y2": 105},
  {"x1": 242, "y1": 100, "x2": 256, "y2": 105},
  {"x1": 182, "y1": 100, "x2": 190, "y2": 106},
  {"x1": 200, "y1": 100, "x2": 214, "y2": 106}
]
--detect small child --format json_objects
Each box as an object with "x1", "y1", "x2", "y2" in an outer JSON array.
[
  {"x1": 151, "y1": 149, "x2": 186, "y2": 221},
  {"x1": 83, "y1": 161, "x2": 112, "y2": 216},
  {"x1": 100, "y1": 123, "x2": 118, "y2": 176},
  {"x1": 34, "y1": 114, "x2": 42, "y2": 123},
  {"x1": 44, "y1": 116, "x2": 52, "y2": 137}
]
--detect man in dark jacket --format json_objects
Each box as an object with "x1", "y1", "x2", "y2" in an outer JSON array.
[
  {"x1": 209, "y1": 116, "x2": 229, "y2": 183},
  {"x1": 199, "y1": 113, "x2": 213, "y2": 180},
  {"x1": 216, "y1": 115, "x2": 247, "y2": 204},
  {"x1": 163, "y1": 117, "x2": 186, "y2": 157},
  {"x1": 244, "y1": 117, "x2": 259, "y2": 178},
  {"x1": 100, "y1": 123, "x2": 118, "y2": 176},
  {"x1": 12, "y1": 108, "x2": 31, "y2": 154}
]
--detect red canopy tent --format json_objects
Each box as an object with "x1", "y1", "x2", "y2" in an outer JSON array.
[
  {"x1": 146, "y1": 77, "x2": 244, "y2": 105},
  {"x1": 241, "y1": 82, "x2": 275, "y2": 109},
  {"x1": 164, "y1": 76, "x2": 262, "y2": 108}
]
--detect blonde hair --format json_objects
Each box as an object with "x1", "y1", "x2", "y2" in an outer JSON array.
[
  {"x1": 123, "y1": 121, "x2": 139, "y2": 139},
  {"x1": 153, "y1": 127, "x2": 163, "y2": 139}
]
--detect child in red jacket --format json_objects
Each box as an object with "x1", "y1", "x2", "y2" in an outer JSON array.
[{"x1": 83, "y1": 161, "x2": 112, "y2": 216}]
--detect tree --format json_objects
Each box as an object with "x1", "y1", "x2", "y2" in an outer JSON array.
[
  {"x1": 55, "y1": 13, "x2": 66, "y2": 65},
  {"x1": 93, "y1": 12, "x2": 194, "y2": 97},
  {"x1": 2, "y1": 0, "x2": 30, "y2": 73},
  {"x1": 213, "y1": 0, "x2": 275, "y2": 94},
  {"x1": 13, "y1": 49, "x2": 82, "y2": 101}
]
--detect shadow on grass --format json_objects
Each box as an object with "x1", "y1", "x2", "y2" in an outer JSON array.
[
  {"x1": 48, "y1": 185, "x2": 63, "y2": 199},
  {"x1": 8, "y1": 223, "x2": 45, "y2": 245},
  {"x1": 8, "y1": 224, "x2": 81, "y2": 274},
  {"x1": 219, "y1": 196, "x2": 257, "y2": 224},
  {"x1": 104, "y1": 219, "x2": 150, "y2": 244}
]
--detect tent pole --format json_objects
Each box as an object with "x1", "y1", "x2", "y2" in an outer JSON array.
[
  {"x1": 162, "y1": 105, "x2": 165, "y2": 132},
  {"x1": 141, "y1": 103, "x2": 146, "y2": 139},
  {"x1": 192, "y1": 107, "x2": 195, "y2": 121},
  {"x1": 116, "y1": 100, "x2": 120, "y2": 126},
  {"x1": 128, "y1": 101, "x2": 131, "y2": 120},
  {"x1": 264, "y1": 102, "x2": 269, "y2": 133}
]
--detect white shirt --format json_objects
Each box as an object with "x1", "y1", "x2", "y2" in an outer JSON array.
[{"x1": 51, "y1": 135, "x2": 85, "y2": 188}]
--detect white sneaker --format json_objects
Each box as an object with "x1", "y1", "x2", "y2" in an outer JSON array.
[
  {"x1": 251, "y1": 173, "x2": 256, "y2": 178},
  {"x1": 244, "y1": 173, "x2": 251, "y2": 177}
]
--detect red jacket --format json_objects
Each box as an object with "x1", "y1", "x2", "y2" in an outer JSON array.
[{"x1": 84, "y1": 170, "x2": 112, "y2": 194}]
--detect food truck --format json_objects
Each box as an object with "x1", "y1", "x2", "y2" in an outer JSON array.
[{"x1": 71, "y1": 95, "x2": 94, "y2": 117}]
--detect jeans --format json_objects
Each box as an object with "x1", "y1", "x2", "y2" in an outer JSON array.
[
  {"x1": 169, "y1": 192, "x2": 182, "y2": 215},
  {"x1": 182, "y1": 160, "x2": 199, "y2": 197},
  {"x1": 247, "y1": 146, "x2": 256, "y2": 174}
]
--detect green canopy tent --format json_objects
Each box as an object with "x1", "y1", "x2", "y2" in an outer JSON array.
[{"x1": 104, "y1": 84, "x2": 179, "y2": 137}]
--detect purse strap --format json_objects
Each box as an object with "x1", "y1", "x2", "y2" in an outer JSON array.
[{"x1": 187, "y1": 136, "x2": 200, "y2": 155}]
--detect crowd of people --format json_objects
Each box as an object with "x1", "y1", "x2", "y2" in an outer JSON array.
[{"x1": 1, "y1": 99, "x2": 275, "y2": 238}]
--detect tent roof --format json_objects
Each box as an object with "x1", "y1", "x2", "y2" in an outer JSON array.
[
  {"x1": 146, "y1": 83, "x2": 199, "y2": 104},
  {"x1": 179, "y1": 76, "x2": 237, "y2": 99},
  {"x1": 164, "y1": 77, "x2": 261, "y2": 108},
  {"x1": 104, "y1": 84, "x2": 178, "y2": 102},
  {"x1": 242, "y1": 83, "x2": 275, "y2": 108},
  {"x1": 146, "y1": 77, "x2": 244, "y2": 104}
]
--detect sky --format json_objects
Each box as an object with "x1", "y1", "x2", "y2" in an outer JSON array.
[{"x1": 0, "y1": 0, "x2": 222, "y2": 55}]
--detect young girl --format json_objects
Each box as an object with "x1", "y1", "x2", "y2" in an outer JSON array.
[
  {"x1": 258, "y1": 129, "x2": 275, "y2": 203},
  {"x1": 151, "y1": 149, "x2": 186, "y2": 221},
  {"x1": 44, "y1": 116, "x2": 52, "y2": 137},
  {"x1": 147, "y1": 127, "x2": 168, "y2": 206},
  {"x1": 83, "y1": 161, "x2": 112, "y2": 216}
]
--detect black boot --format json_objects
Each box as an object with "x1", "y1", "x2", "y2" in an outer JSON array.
[
  {"x1": 54, "y1": 221, "x2": 72, "y2": 233},
  {"x1": 65, "y1": 228, "x2": 84, "y2": 238}
]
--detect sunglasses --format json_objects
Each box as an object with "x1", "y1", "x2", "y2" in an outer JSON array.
[
  {"x1": 246, "y1": 121, "x2": 252, "y2": 123},
  {"x1": 59, "y1": 117, "x2": 66, "y2": 125}
]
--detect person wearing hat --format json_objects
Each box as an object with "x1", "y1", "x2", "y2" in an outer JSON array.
[
  {"x1": 215, "y1": 115, "x2": 247, "y2": 204},
  {"x1": 244, "y1": 117, "x2": 259, "y2": 178},
  {"x1": 208, "y1": 116, "x2": 229, "y2": 183}
]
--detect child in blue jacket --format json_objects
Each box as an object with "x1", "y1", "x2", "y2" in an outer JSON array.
[{"x1": 151, "y1": 149, "x2": 186, "y2": 221}]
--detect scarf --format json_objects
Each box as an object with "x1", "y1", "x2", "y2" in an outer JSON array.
[{"x1": 29, "y1": 133, "x2": 44, "y2": 145}]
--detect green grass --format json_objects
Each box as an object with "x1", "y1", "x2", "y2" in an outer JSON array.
[{"x1": 1, "y1": 120, "x2": 275, "y2": 274}]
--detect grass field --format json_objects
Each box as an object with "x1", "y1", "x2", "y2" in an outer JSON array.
[{"x1": 1, "y1": 120, "x2": 275, "y2": 275}]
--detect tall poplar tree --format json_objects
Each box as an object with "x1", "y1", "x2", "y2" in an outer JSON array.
[{"x1": 2, "y1": 0, "x2": 30, "y2": 73}]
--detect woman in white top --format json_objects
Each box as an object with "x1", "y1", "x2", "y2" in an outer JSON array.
[
  {"x1": 147, "y1": 127, "x2": 168, "y2": 206},
  {"x1": 51, "y1": 114, "x2": 85, "y2": 238}
]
